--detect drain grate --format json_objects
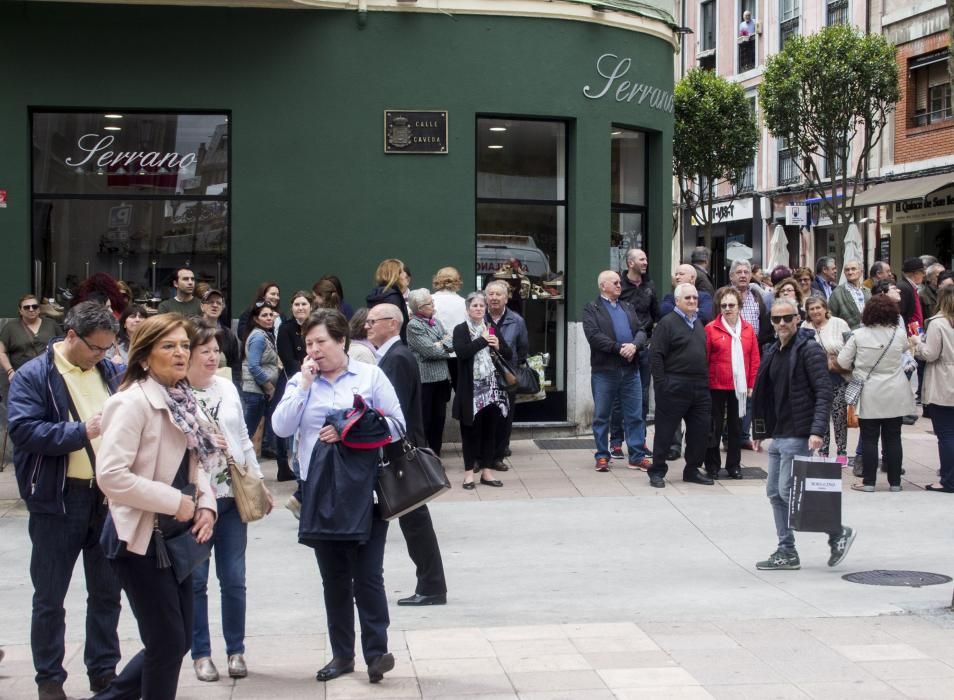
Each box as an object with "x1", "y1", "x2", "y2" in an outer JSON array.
[
  {"x1": 842, "y1": 570, "x2": 952, "y2": 587},
  {"x1": 740, "y1": 467, "x2": 767, "y2": 479},
  {"x1": 534, "y1": 439, "x2": 596, "y2": 450}
]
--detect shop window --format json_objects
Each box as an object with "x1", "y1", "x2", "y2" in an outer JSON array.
[
  {"x1": 779, "y1": 0, "x2": 799, "y2": 51},
  {"x1": 826, "y1": 0, "x2": 848, "y2": 26},
  {"x1": 477, "y1": 118, "x2": 567, "y2": 421},
  {"x1": 610, "y1": 128, "x2": 648, "y2": 271},
  {"x1": 698, "y1": 0, "x2": 717, "y2": 70},
  {"x1": 31, "y1": 111, "x2": 229, "y2": 306},
  {"x1": 909, "y1": 51, "x2": 952, "y2": 127},
  {"x1": 777, "y1": 137, "x2": 799, "y2": 185}
]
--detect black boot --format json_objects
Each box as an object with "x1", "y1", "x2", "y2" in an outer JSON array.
[{"x1": 276, "y1": 460, "x2": 296, "y2": 482}]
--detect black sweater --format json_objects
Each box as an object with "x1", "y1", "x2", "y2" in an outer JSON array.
[
  {"x1": 650, "y1": 311, "x2": 708, "y2": 385},
  {"x1": 451, "y1": 322, "x2": 511, "y2": 426}
]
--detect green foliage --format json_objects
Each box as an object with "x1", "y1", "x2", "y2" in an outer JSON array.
[
  {"x1": 673, "y1": 68, "x2": 759, "y2": 246},
  {"x1": 759, "y1": 24, "x2": 900, "y2": 228}
]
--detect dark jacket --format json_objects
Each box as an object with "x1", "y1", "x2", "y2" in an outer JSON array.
[
  {"x1": 693, "y1": 265, "x2": 715, "y2": 295},
  {"x1": 650, "y1": 311, "x2": 708, "y2": 385},
  {"x1": 367, "y1": 285, "x2": 409, "y2": 341},
  {"x1": 659, "y1": 290, "x2": 715, "y2": 325},
  {"x1": 277, "y1": 318, "x2": 306, "y2": 376},
  {"x1": 582, "y1": 296, "x2": 648, "y2": 371},
  {"x1": 378, "y1": 341, "x2": 427, "y2": 448},
  {"x1": 897, "y1": 275, "x2": 921, "y2": 327},
  {"x1": 486, "y1": 308, "x2": 529, "y2": 367},
  {"x1": 451, "y1": 322, "x2": 512, "y2": 426},
  {"x1": 216, "y1": 324, "x2": 242, "y2": 388},
  {"x1": 828, "y1": 283, "x2": 869, "y2": 330},
  {"x1": 619, "y1": 273, "x2": 659, "y2": 337},
  {"x1": 751, "y1": 327, "x2": 832, "y2": 440},
  {"x1": 9, "y1": 339, "x2": 123, "y2": 514}
]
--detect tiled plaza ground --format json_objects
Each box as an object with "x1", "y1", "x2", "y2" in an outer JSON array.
[{"x1": 1, "y1": 417, "x2": 952, "y2": 699}]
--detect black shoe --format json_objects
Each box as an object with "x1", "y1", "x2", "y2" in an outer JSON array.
[
  {"x1": 276, "y1": 463, "x2": 296, "y2": 482},
  {"x1": 261, "y1": 448, "x2": 277, "y2": 460},
  {"x1": 492, "y1": 459, "x2": 509, "y2": 471},
  {"x1": 665, "y1": 447, "x2": 682, "y2": 461},
  {"x1": 503, "y1": 447, "x2": 512, "y2": 457},
  {"x1": 89, "y1": 673, "x2": 116, "y2": 693},
  {"x1": 38, "y1": 681, "x2": 66, "y2": 700},
  {"x1": 649, "y1": 476, "x2": 666, "y2": 488},
  {"x1": 315, "y1": 657, "x2": 355, "y2": 682},
  {"x1": 398, "y1": 592, "x2": 447, "y2": 606},
  {"x1": 683, "y1": 471, "x2": 714, "y2": 485},
  {"x1": 740, "y1": 440, "x2": 755, "y2": 450},
  {"x1": 479, "y1": 478, "x2": 504, "y2": 487},
  {"x1": 706, "y1": 471, "x2": 720, "y2": 480},
  {"x1": 462, "y1": 481, "x2": 476, "y2": 490},
  {"x1": 727, "y1": 469, "x2": 743, "y2": 480},
  {"x1": 367, "y1": 653, "x2": 395, "y2": 683}
]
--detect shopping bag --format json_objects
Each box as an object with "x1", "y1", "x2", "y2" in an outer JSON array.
[{"x1": 788, "y1": 454, "x2": 842, "y2": 533}]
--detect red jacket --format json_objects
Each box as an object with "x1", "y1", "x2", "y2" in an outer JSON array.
[{"x1": 705, "y1": 317, "x2": 760, "y2": 390}]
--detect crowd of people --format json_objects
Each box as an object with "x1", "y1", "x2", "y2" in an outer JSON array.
[{"x1": 4, "y1": 247, "x2": 952, "y2": 699}]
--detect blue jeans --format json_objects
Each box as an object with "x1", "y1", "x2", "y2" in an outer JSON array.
[
  {"x1": 930, "y1": 405, "x2": 954, "y2": 489},
  {"x1": 765, "y1": 437, "x2": 807, "y2": 553},
  {"x1": 192, "y1": 498, "x2": 248, "y2": 658},
  {"x1": 243, "y1": 391, "x2": 287, "y2": 463},
  {"x1": 610, "y1": 350, "x2": 651, "y2": 444},
  {"x1": 29, "y1": 483, "x2": 122, "y2": 685},
  {"x1": 592, "y1": 366, "x2": 646, "y2": 461}
]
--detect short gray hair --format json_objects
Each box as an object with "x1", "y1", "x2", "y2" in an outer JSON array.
[
  {"x1": 406, "y1": 288, "x2": 432, "y2": 314},
  {"x1": 484, "y1": 280, "x2": 510, "y2": 297},
  {"x1": 674, "y1": 283, "x2": 697, "y2": 300},
  {"x1": 64, "y1": 301, "x2": 119, "y2": 338},
  {"x1": 729, "y1": 259, "x2": 752, "y2": 276},
  {"x1": 465, "y1": 290, "x2": 487, "y2": 309},
  {"x1": 772, "y1": 298, "x2": 800, "y2": 315},
  {"x1": 625, "y1": 248, "x2": 645, "y2": 265}
]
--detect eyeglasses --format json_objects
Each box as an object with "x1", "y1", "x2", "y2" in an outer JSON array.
[
  {"x1": 79, "y1": 335, "x2": 113, "y2": 354},
  {"x1": 720, "y1": 303, "x2": 738, "y2": 309},
  {"x1": 770, "y1": 314, "x2": 797, "y2": 324},
  {"x1": 682, "y1": 295, "x2": 699, "y2": 300},
  {"x1": 21, "y1": 304, "x2": 39, "y2": 311},
  {"x1": 365, "y1": 317, "x2": 397, "y2": 326}
]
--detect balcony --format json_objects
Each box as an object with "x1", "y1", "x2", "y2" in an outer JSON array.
[
  {"x1": 735, "y1": 162, "x2": 755, "y2": 193},
  {"x1": 778, "y1": 149, "x2": 799, "y2": 186},
  {"x1": 738, "y1": 35, "x2": 756, "y2": 73}
]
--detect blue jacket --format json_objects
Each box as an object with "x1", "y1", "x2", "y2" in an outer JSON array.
[
  {"x1": 659, "y1": 290, "x2": 714, "y2": 325},
  {"x1": 8, "y1": 339, "x2": 122, "y2": 514},
  {"x1": 486, "y1": 308, "x2": 529, "y2": 367}
]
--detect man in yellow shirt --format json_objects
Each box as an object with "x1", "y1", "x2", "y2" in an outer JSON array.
[{"x1": 8, "y1": 302, "x2": 123, "y2": 700}]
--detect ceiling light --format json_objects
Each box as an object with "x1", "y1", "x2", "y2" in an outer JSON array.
[
  {"x1": 611, "y1": 130, "x2": 622, "y2": 136},
  {"x1": 104, "y1": 126, "x2": 122, "y2": 131},
  {"x1": 488, "y1": 145, "x2": 504, "y2": 149},
  {"x1": 104, "y1": 114, "x2": 124, "y2": 119},
  {"x1": 489, "y1": 126, "x2": 507, "y2": 132}
]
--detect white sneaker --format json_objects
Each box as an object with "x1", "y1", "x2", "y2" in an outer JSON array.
[{"x1": 285, "y1": 495, "x2": 301, "y2": 520}]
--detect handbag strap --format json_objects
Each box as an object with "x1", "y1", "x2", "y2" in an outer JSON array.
[
  {"x1": 862, "y1": 325, "x2": 898, "y2": 381},
  {"x1": 64, "y1": 390, "x2": 98, "y2": 470}
]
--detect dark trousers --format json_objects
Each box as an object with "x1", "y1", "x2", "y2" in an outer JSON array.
[
  {"x1": 859, "y1": 416, "x2": 903, "y2": 487},
  {"x1": 610, "y1": 349, "x2": 651, "y2": 442},
  {"x1": 313, "y1": 519, "x2": 390, "y2": 663},
  {"x1": 421, "y1": 380, "x2": 451, "y2": 456},
  {"x1": 243, "y1": 391, "x2": 287, "y2": 467},
  {"x1": 94, "y1": 555, "x2": 193, "y2": 700},
  {"x1": 650, "y1": 377, "x2": 711, "y2": 479},
  {"x1": 494, "y1": 394, "x2": 515, "y2": 461},
  {"x1": 705, "y1": 389, "x2": 742, "y2": 476},
  {"x1": 460, "y1": 404, "x2": 503, "y2": 471},
  {"x1": 931, "y1": 405, "x2": 954, "y2": 489},
  {"x1": 398, "y1": 505, "x2": 447, "y2": 595},
  {"x1": 29, "y1": 483, "x2": 121, "y2": 685}
]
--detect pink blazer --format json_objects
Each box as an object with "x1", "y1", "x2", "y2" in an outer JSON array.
[{"x1": 97, "y1": 377, "x2": 216, "y2": 555}]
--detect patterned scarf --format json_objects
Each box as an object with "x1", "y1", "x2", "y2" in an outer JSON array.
[
  {"x1": 162, "y1": 380, "x2": 222, "y2": 474},
  {"x1": 468, "y1": 319, "x2": 495, "y2": 381}
]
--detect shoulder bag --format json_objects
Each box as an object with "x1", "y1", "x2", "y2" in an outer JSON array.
[
  {"x1": 376, "y1": 426, "x2": 451, "y2": 521},
  {"x1": 228, "y1": 452, "x2": 270, "y2": 523},
  {"x1": 491, "y1": 350, "x2": 519, "y2": 392},
  {"x1": 844, "y1": 325, "x2": 897, "y2": 406}
]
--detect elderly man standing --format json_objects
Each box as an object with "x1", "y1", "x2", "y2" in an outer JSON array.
[
  {"x1": 660, "y1": 264, "x2": 715, "y2": 323},
  {"x1": 366, "y1": 304, "x2": 448, "y2": 606},
  {"x1": 751, "y1": 298, "x2": 855, "y2": 570},
  {"x1": 582, "y1": 271, "x2": 650, "y2": 472},
  {"x1": 485, "y1": 280, "x2": 529, "y2": 466},
  {"x1": 649, "y1": 283, "x2": 713, "y2": 487},
  {"x1": 8, "y1": 302, "x2": 123, "y2": 700},
  {"x1": 811, "y1": 256, "x2": 839, "y2": 301},
  {"x1": 827, "y1": 260, "x2": 869, "y2": 330},
  {"x1": 690, "y1": 247, "x2": 716, "y2": 295}
]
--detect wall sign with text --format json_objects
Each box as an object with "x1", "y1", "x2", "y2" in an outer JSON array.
[
  {"x1": 583, "y1": 53, "x2": 674, "y2": 114},
  {"x1": 384, "y1": 111, "x2": 448, "y2": 154}
]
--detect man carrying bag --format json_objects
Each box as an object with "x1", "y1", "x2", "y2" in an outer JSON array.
[{"x1": 751, "y1": 298, "x2": 856, "y2": 571}]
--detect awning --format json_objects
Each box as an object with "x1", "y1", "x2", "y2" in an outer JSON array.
[{"x1": 853, "y1": 173, "x2": 954, "y2": 207}]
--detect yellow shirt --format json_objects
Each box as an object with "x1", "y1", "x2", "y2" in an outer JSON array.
[{"x1": 53, "y1": 341, "x2": 109, "y2": 479}]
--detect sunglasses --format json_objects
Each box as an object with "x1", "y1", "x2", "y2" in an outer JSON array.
[
  {"x1": 720, "y1": 303, "x2": 738, "y2": 309},
  {"x1": 21, "y1": 304, "x2": 39, "y2": 311},
  {"x1": 771, "y1": 314, "x2": 797, "y2": 324}
]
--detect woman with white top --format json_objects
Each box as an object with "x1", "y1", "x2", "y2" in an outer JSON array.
[
  {"x1": 803, "y1": 295, "x2": 851, "y2": 463},
  {"x1": 431, "y1": 267, "x2": 467, "y2": 387}
]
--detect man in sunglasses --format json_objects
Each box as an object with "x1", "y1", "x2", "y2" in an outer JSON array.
[
  {"x1": 7, "y1": 302, "x2": 124, "y2": 700},
  {"x1": 751, "y1": 298, "x2": 856, "y2": 571}
]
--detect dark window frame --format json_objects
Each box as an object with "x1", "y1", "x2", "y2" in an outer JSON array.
[{"x1": 610, "y1": 125, "x2": 650, "y2": 255}]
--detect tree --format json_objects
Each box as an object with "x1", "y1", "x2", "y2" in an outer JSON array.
[
  {"x1": 760, "y1": 24, "x2": 899, "y2": 235},
  {"x1": 674, "y1": 68, "x2": 759, "y2": 251}
]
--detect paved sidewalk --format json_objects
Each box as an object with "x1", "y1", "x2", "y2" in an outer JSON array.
[{"x1": 1, "y1": 418, "x2": 952, "y2": 699}]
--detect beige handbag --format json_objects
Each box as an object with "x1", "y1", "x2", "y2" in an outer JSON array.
[{"x1": 227, "y1": 451, "x2": 269, "y2": 523}]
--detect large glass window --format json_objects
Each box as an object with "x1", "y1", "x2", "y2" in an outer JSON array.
[
  {"x1": 910, "y1": 52, "x2": 953, "y2": 127},
  {"x1": 477, "y1": 118, "x2": 566, "y2": 421},
  {"x1": 699, "y1": 0, "x2": 717, "y2": 70},
  {"x1": 779, "y1": 0, "x2": 800, "y2": 51},
  {"x1": 31, "y1": 111, "x2": 229, "y2": 305},
  {"x1": 610, "y1": 128, "x2": 648, "y2": 272}
]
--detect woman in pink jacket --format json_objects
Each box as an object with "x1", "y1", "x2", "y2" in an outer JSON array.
[
  {"x1": 94, "y1": 314, "x2": 219, "y2": 700},
  {"x1": 704, "y1": 287, "x2": 760, "y2": 479}
]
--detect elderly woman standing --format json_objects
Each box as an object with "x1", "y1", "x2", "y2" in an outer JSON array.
[
  {"x1": 406, "y1": 288, "x2": 454, "y2": 455},
  {"x1": 0, "y1": 294, "x2": 60, "y2": 379},
  {"x1": 94, "y1": 314, "x2": 218, "y2": 700},
  {"x1": 838, "y1": 295, "x2": 914, "y2": 492},
  {"x1": 453, "y1": 291, "x2": 511, "y2": 489},
  {"x1": 704, "y1": 287, "x2": 760, "y2": 479},
  {"x1": 272, "y1": 310, "x2": 404, "y2": 685},
  {"x1": 188, "y1": 323, "x2": 272, "y2": 683},
  {"x1": 803, "y1": 295, "x2": 852, "y2": 463}
]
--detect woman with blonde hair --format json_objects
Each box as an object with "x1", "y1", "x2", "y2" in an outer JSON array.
[
  {"x1": 431, "y1": 266, "x2": 467, "y2": 386},
  {"x1": 366, "y1": 258, "x2": 410, "y2": 338}
]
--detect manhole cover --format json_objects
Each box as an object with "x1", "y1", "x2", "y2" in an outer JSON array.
[{"x1": 842, "y1": 570, "x2": 952, "y2": 587}]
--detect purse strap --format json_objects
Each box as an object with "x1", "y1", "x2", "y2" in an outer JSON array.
[{"x1": 861, "y1": 325, "x2": 898, "y2": 381}]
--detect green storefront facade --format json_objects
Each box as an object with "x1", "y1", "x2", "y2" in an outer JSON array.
[{"x1": 0, "y1": 0, "x2": 676, "y2": 427}]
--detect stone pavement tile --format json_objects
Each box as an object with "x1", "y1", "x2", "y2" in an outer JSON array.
[
  {"x1": 642, "y1": 622, "x2": 740, "y2": 651},
  {"x1": 596, "y1": 666, "x2": 700, "y2": 688},
  {"x1": 413, "y1": 657, "x2": 506, "y2": 677},
  {"x1": 429, "y1": 694, "x2": 516, "y2": 700},
  {"x1": 796, "y1": 679, "x2": 904, "y2": 699},
  {"x1": 858, "y1": 659, "x2": 954, "y2": 680},
  {"x1": 477, "y1": 488, "x2": 531, "y2": 502},
  {"x1": 613, "y1": 687, "x2": 715, "y2": 699},
  {"x1": 752, "y1": 649, "x2": 871, "y2": 683},
  {"x1": 886, "y1": 677, "x2": 954, "y2": 699},
  {"x1": 418, "y1": 673, "x2": 514, "y2": 697},
  {"x1": 167, "y1": 686, "x2": 236, "y2": 700},
  {"x1": 714, "y1": 618, "x2": 808, "y2": 648},
  {"x1": 325, "y1": 675, "x2": 422, "y2": 699},
  {"x1": 581, "y1": 650, "x2": 678, "y2": 669},
  {"x1": 508, "y1": 669, "x2": 607, "y2": 693},
  {"x1": 517, "y1": 690, "x2": 615, "y2": 700},
  {"x1": 833, "y1": 643, "x2": 930, "y2": 662},
  {"x1": 232, "y1": 676, "x2": 326, "y2": 699},
  {"x1": 525, "y1": 488, "x2": 581, "y2": 499},
  {"x1": 482, "y1": 624, "x2": 567, "y2": 641},
  {"x1": 406, "y1": 628, "x2": 495, "y2": 660},
  {"x1": 573, "y1": 483, "x2": 632, "y2": 497},
  {"x1": 666, "y1": 648, "x2": 788, "y2": 686},
  {"x1": 562, "y1": 622, "x2": 649, "y2": 639},
  {"x1": 490, "y1": 638, "x2": 579, "y2": 656},
  {"x1": 706, "y1": 683, "x2": 810, "y2": 699},
  {"x1": 496, "y1": 653, "x2": 590, "y2": 673},
  {"x1": 571, "y1": 634, "x2": 661, "y2": 653},
  {"x1": 794, "y1": 617, "x2": 910, "y2": 646}
]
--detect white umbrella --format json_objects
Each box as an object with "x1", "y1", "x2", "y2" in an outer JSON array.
[
  {"x1": 799, "y1": 226, "x2": 814, "y2": 270},
  {"x1": 726, "y1": 240, "x2": 754, "y2": 262},
  {"x1": 767, "y1": 225, "x2": 789, "y2": 272},
  {"x1": 840, "y1": 221, "x2": 863, "y2": 285}
]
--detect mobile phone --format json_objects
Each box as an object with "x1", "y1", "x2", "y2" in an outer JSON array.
[{"x1": 488, "y1": 326, "x2": 495, "y2": 336}]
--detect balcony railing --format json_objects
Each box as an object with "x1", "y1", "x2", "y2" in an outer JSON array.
[
  {"x1": 735, "y1": 163, "x2": 755, "y2": 193},
  {"x1": 780, "y1": 18, "x2": 799, "y2": 51},
  {"x1": 738, "y1": 36, "x2": 756, "y2": 73},
  {"x1": 826, "y1": 0, "x2": 848, "y2": 25},
  {"x1": 778, "y1": 149, "x2": 799, "y2": 185}
]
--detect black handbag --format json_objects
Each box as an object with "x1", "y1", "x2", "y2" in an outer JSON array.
[
  {"x1": 515, "y1": 362, "x2": 540, "y2": 395},
  {"x1": 491, "y1": 351, "x2": 519, "y2": 392},
  {"x1": 376, "y1": 431, "x2": 451, "y2": 521},
  {"x1": 154, "y1": 483, "x2": 213, "y2": 584}
]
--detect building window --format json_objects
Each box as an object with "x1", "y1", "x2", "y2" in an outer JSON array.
[
  {"x1": 31, "y1": 110, "x2": 229, "y2": 306},
  {"x1": 699, "y1": 0, "x2": 717, "y2": 70},
  {"x1": 476, "y1": 117, "x2": 567, "y2": 421},
  {"x1": 910, "y1": 51, "x2": 953, "y2": 127},
  {"x1": 826, "y1": 0, "x2": 848, "y2": 26},
  {"x1": 737, "y1": 0, "x2": 757, "y2": 72},
  {"x1": 610, "y1": 127, "x2": 647, "y2": 271},
  {"x1": 778, "y1": 137, "x2": 799, "y2": 185},
  {"x1": 735, "y1": 97, "x2": 757, "y2": 194},
  {"x1": 779, "y1": 0, "x2": 800, "y2": 51}
]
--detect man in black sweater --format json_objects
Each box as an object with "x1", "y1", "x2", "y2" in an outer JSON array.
[{"x1": 649, "y1": 283, "x2": 713, "y2": 488}]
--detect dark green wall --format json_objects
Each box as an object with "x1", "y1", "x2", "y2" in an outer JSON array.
[{"x1": 0, "y1": 2, "x2": 674, "y2": 319}]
